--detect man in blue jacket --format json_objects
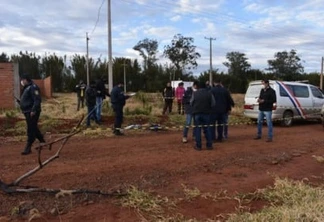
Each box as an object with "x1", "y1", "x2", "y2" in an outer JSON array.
[
  {"x1": 19, "y1": 74, "x2": 45, "y2": 155},
  {"x1": 110, "y1": 82, "x2": 130, "y2": 135}
]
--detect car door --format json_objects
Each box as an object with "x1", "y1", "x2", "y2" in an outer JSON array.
[
  {"x1": 310, "y1": 86, "x2": 324, "y2": 117},
  {"x1": 291, "y1": 85, "x2": 312, "y2": 119}
]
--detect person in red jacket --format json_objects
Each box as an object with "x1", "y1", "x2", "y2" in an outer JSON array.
[{"x1": 175, "y1": 82, "x2": 185, "y2": 115}]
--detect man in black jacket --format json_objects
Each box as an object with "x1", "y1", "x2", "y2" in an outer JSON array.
[
  {"x1": 110, "y1": 82, "x2": 130, "y2": 135},
  {"x1": 86, "y1": 81, "x2": 99, "y2": 127},
  {"x1": 210, "y1": 79, "x2": 233, "y2": 142},
  {"x1": 75, "y1": 80, "x2": 86, "y2": 111},
  {"x1": 19, "y1": 74, "x2": 45, "y2": 155},
  {"x1": 162, "y1": 82, "x2": 174, "y2": 115},
  {"x1": 190, "y1": 82, "x2": 215, "y2": 150},
  {"x1": 95, "y1": 77, "x2": 110, "y2": 123},
  {"x1": 254, "y1": 80, "x2": 277, "y2": 142}
]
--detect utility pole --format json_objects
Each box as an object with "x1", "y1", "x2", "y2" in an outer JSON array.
[
  {"x1": 86, "y1": 32, "x2": 90, "y2": 85},
  {"x1": 107, "y1": 0, "x2": 113, "y2": 92},
  {"x1": 122, "y1": 60, "x2": 127, "y2": 93},
  {"x1": 205, "y1": 37, "x2": 216, "y2": 85},
  {"x1": 320, "y1": 57, "x2": 323, "y2": 91}
]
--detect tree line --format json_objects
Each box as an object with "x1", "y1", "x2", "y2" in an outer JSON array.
[{"x1": 0, "y1": 34, "x2": 321, "y2": 93}]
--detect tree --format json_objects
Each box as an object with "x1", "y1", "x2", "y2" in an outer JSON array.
[
  {"x1": 267, "y1": 49, "x2": 304, "y2": 81},
  {"x1": 163, "y1": 34, "x2": 201, "y2": 80},
  {"x1": 223, "y1": 51, "x2": 251, "y2": 93},
  {"x1": 223, "y1": 51, "x2": 251, "y2": 77},
  {"x1": 41, "y1": 53, "x2": 65, "y2": 92},
  {"x1": 11, "y1": 51, "x2": 41, "y2": 79},
  {"x1": 0, "y1": 52, "x2": 10, "y2": 62},
  {"x1": 133, "y1": 38, "x2": 158, "y2": 70}
]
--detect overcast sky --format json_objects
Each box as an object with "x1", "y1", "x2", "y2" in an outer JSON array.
[{"x1": 1, "y1": 0, "x2": 324, "y2": 75}]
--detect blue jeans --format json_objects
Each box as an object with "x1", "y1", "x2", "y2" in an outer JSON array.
[
  {"x1": 223, "y1": 113, "x2": 229, "y2": 138},
  {"x1": 183, "y1": 114, "x2": 195, "y2": 138},
  {"x1": 257, "y1": 111, "x2": 273, "y2": 139},
  {"x1": 96, "y1": 97, "x2": 103, "y2": 122},
  {"x1": 194, "y1": 114, "x2": 212, "y2": 148},
  {"x1": 210, "y1": 113, "x2": 226, "y2": 141},
  {"x1": 87, "y1": 105, "x2": 97, "y2": 126}
]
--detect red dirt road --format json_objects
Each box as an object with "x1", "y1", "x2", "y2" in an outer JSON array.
[{"x1": 1, "y1": 123, "x2": 324, "y2": 221}]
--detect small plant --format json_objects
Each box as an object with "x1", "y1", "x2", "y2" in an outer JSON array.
[
  {"x1": 181, "y1": 184, "x2": 201, "y2": 200},
  {"x1": 120, "y1": 186, "x2": 175, "y2": 217},
  {"x1": 5, "y1": 110, "x2": 17, "y2": 118}
]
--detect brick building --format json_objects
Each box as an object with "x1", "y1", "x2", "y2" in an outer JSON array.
[{"x1": 0, "y1": 62, "x2": 52, "y2": 109}]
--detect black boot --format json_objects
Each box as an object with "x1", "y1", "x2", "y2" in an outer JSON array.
[{"x1": 21, "y1": 144, "x2": 32, "y2": 155}]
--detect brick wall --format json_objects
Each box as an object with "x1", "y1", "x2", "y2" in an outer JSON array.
[
  {"x1": 33, "y1": 76, "x2": 52, "y2": 99},
  {"x1": 0, "y1": 63, "x2": 15, "y2": 109},
  {"x1": 0, "y1": 62, "x2": 52, "y2": 109}
]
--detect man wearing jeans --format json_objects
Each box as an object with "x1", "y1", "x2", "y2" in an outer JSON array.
[
  {"x1": 190, "y1": 82, "x2": 215, "y2": 150},
  {"x1": 254, "y1": 80, "x2": 276, "y2": 142},
  {"x1": 182, "y1": 81, "x2": 198, "y2": 143}
]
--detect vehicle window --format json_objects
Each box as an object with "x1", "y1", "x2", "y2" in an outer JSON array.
[
  {"x1": 246, "y1": 84, "x2": 262, "y2": 98},
  {"x1": 310, "y1": 86, "x2": 324, "y2": 98},
  {"x1": 280, "y1": 84, "x2": 293, "y2": 97},
  {"x1": 292, "y1": 85, "x2": 309, "y2": 98}
]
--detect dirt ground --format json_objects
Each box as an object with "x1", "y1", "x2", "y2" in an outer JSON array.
[{"x1": 1, "y1": 122, "x2": 324, "y2": 221}]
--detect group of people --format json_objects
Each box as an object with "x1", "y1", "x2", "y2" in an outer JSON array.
[
  {"x1": 18, "y1": 75, "x2": 130, "y2": 155},
  {"x1": 163, "y1": 80, "x2": 235, "y2": 150},
  {"x1": 17, "y1": 73, "x2": 275, "y2": 155},
  {"x1": 75, "y1": 78, "x2": 130, "y2": 136},
  {"x1": 162, "y1": 82, "x2": 187, "y2": 115}
]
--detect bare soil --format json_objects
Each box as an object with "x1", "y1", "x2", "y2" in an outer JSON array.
[{"x1": 1, "y1": 122, "x2": 324, "y2": 221}]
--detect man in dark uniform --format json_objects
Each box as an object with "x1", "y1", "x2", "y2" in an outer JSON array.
[
  {"x1": 19, "y1": 74, "x2": 45, "y2": 155},
  {"x1": 85, "y1": 81, "x2": 99, "y2": 127},
  {"x1": 110, "y1": 82, "x2": 130, "y2": 135},
  {"x1": 162, "y1": 82, "x2": 174, "y2": 115},
  {"x1": 75, "y1": 80, "x2": 86, "y2": 111}
]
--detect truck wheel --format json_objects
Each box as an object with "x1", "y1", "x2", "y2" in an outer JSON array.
[{"x1": 282, "y1": 111, "x2": 293, "y2": 127}]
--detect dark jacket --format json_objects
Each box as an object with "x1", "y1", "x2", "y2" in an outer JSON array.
[
  {"x1": 20, "y1": 81, "x2": 42, "y2": 113},
  {"x1": 210, "y1": 85, "x2": 232, "y2": 114},
  {"x1": 183, "y1": 87, "x2": 194, "y2": 114},
  {"x1": 162, "y1": 86, "x2": 174, "y2": 101},
  {"x1": 96, "y1": 79, "x2": 110, "y2": 99},
  {"x1": 258, "y1": 87, "x2": 276, "y2": 111},
  {"x1": 190, "y1": 88, "x2": 215, "y2": 114},
  {"x1": 110, "y1": 86, "x2": 129, "y2": 107},
  {"x1": 86, "y1": 86, "x2": 97, "y2": 107},
  {"x1": 75, "y1": 83, "x2": 87, "y2": 98}
]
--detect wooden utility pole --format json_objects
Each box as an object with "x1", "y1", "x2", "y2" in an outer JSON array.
[
  {"x1": 107, "y1": 0, "x2": 113, "y2": 91},
  {"x1": 86, "y1": 32, "x2": 90, "y2": 85},
  {"x1": 320, "y1": 57, "x2": 323, "y2": 90},
  {"x1": 205, "y1": 37, "x2": 216, "y2": 85}
]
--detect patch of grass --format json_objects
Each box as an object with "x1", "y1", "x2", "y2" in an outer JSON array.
[
  {"x1": 181, "y1": 184, "x2": 201, "y2": 201},
  {"x1": 228, "y1": 177, "x2": 324, "y2": 221},
  {"x1": 124, "y1": 106, "x2": 152, "y2": 116},
  {"x1": 312, "y1": 155, "x2": 324, "y2": 163},
  {"x1": 168, "y1": 114, "x2": 185, "y2": 127},
  {"x1": 120, "y1": 186, "x2": 175, "y2": 217}
]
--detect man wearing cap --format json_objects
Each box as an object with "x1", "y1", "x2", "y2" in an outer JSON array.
[
  {"x1": 110, "y1": 82, "x2": 130, "y2": 135},
  {"x1": 18, "y1": 74, "x2": 46, "y2": 155}
]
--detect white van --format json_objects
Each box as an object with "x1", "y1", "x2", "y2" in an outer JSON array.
[{"x1": 244, "y1": 80, "x2": 324, "y2": 126}]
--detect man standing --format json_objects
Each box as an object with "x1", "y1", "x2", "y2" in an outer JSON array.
[
  {"x1": 75, "y1": 80, "x2": 86, "y2": 111},
  {"x1": 110, "y1": 82, "x2": 130, "y2": 135},
  {"x1": 254, "y1": 80, "x2": 276, "y2": 142},
  {"x1": 190, "y1": 82, "x2": 215, "y2": 150},
  {"x1": 210, "y1": 79, "x2": 233, "y2": 142},
  {"x1": 19, "y1": 74, "x2": 45, "y2": 155},
  {"x1": 182, "y1": 81, "x2": 198, "y2": 143},
  {"x1": 85, "y1": 81, "x2": 99, "y2": 127},
  {"x1": 175, "y1": 82, "x2": 185, "y2": 115},
  {"x1": 95, "y1": 77, "x2": 110, "y2": 123},
  {"x1": 162, "y1": 82, "x2": 174, "y2": 115}
]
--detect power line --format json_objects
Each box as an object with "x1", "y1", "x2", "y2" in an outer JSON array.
[{"x1": 91, "y1": 0, "x2": 106, "y2": 35}]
